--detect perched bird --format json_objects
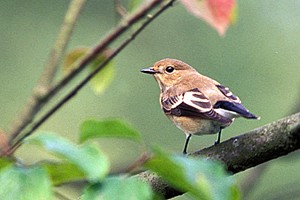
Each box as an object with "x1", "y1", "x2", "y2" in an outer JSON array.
[{"x1": 140, "y1": 58, "x2": 259, "y2": 154}]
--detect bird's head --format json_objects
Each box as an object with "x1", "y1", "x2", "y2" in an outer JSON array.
[{"x1": 140, "y1": 58, "x2": 196, "y2": 91}]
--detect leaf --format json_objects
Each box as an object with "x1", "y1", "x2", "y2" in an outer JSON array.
[
  {"x1": 82, "y1": 176, "x2": 153, "y2": 200},
  {"x1": 63, "y1": 48, "x2": 115, "y2": 95},
  {"x1": 145, "y1": 148, "x2": 239, "y2": 200},
  {"x1": 0, "y1": 158, "x2": 13, "y2": 170},
  {"x1": 80, "y1": 119, "x2": 141, "y2": 143},
  {"x1": 42, "y1": 162, "x2": 85, "y2": 185},
  {"x1": 63, "y1": 47, "x2": 88, "y2": 74},
  {"x1": 180, "y1": 0, "x2": 237, "y2": 36},
  {"x1": 128, "y1": 0, "x2": 143, "y2": 12},
  {"x1": 89, "y1": 58, "x2": 115, "y2": 95},
  {"x1": 26, "y1": 133, "x2": 110, "y2": 182},
  {"x1": 0, "y1": 165, "x2": 52, "y2": 200},
  {"x1": 230, "y1": 185, "x2": 241, "y2": 200},
  {"x1": 0, "y1": 129, "x2": 9, "y2": 155}
]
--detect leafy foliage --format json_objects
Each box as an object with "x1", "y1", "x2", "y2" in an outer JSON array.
[
  {"x1": 80, "y1": 119, "x2": 142, "y2": 143},
  {"x1": 145, "y1": 148, "x2": 240, "y2": 200},
  {"x1": 0, "y1": 165, "x2": 52, "y2": 200},
  {"x1": 0, "y1": 118, "x2": 239, "y2": 199},
  {"x1": 27, "y1": 133, "x2": 110, "y2": 182},
  {"x1": 0, "y1": 119, "x2": 152, "y2": 199},
  {"x1": 82, "y1": 176, "x2": 153, "y2": 200},
  {"x1": 42, "y1": 162, "x2": 85, "y2": 185},
  {"x1": 0, "y1": 157, "x2": 13, "y2": 170}
]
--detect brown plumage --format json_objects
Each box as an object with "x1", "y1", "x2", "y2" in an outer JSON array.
[{"x1": 141, "y1": 58, "x2": 259, "y2": 154}]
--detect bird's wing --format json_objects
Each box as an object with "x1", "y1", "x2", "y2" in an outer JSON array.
[
  {"x1": 215, "y1": 84, "x2": 259, "y2": 119},
  {"x1": 216, "y1": 84, "x2": 241, "y2": 103},
  {"x1": 161, "y1": 88, "x2": 232, "y2": 124}
]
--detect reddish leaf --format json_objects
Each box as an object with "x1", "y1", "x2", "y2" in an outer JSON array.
[
  {"x1": 62, "y1": 47, "x2": 89, "y2": 74},
  {"x1": 0, "y1": 129, "x2": 9, "y2": 155},
  {"x1": 180, "y1": 0, "x2": 237, "y2": 36}
]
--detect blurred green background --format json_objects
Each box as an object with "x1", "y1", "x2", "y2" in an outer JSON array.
[{"x1": 0, "y1": 0, "x2": 299, "y2": 199}]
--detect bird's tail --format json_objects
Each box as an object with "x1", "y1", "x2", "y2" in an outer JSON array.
[{"x1": 214, "y1": 101, "x2": 260, "y2": 120}]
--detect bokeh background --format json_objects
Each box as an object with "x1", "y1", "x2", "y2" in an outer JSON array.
[{"x1": 0, "y1": 0, "x2": 299, "y2": 199}]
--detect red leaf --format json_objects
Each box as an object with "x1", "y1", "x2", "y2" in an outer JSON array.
[
  {"x1": 180, "y1": 0, "x2": 237, "y2": 36},
  {"x1": 0, "y1": 129, "x2": 9, "y2": 155}
]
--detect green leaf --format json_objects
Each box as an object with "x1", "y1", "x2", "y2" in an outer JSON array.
[
  {"x1": 145, "y1": 148, "x2": 239, "y2": 200},
  {"x1": 128, "y1": 0, "x2": 143, "y2": 12},
  {"x1": 63, "y1": 48, "x2": 115, "y2": 95},
  {"x1": 42, "y1": 162, "x2": 85, "y2": 185},
  {"x1": 0, "y1": 165, "x2": 52, "y2": 200},
  {"x1": 230, "y1": 185, "x2": 241, "y2": 200},
  {"x1": 27, "y1": 133, "x2": 110, "y2": 182},
  {"x1": 0, "y1": 158, "x2": 13, "y2": 170},
  {"x1": 80, "y1": 119, "x2": 141, "y2": 143},
  {"x1": 90, "y1": 59, "x2": 115, "y2": 95},
  {"x1": 82, "y1": 176, "x2": 153, "y2": 200}
]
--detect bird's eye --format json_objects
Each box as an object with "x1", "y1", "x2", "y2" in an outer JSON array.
[{"x1": 165, "y1": 66, "x2": 174, "y2": 73}]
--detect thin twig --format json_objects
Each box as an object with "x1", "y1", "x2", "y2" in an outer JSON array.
[
  {"x1": 8, "y1": 0, "x2": 163, "y2": 147},
  {"x1": 7, "y1": 0, "x2": 176, "y2": 155},
  {"x1": 114, "y1": 0, "x2": 128, "y2": 18},
  {"x1": 8, "y1": 0, "x2": 87, "y2": 141},
  {"x1": 41, "y1": 0, "x2": 87, "y2": 86},
  {"x1": 54, "y1": 189, "x2": 74, "y2": 200}
]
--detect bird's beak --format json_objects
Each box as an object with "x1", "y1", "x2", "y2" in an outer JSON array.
[{"x1": 140, "y1": 67, "x2": 159, "y2": 74}]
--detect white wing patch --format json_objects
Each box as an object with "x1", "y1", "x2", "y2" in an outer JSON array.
[
  {"x1": 215, "y1": 108, "x2": 239, "y2": 120},
  {"x1": 161, "y1": 88, "x2": 233, "y2": 124},
  {"x1": 183, "y1": 90, "x2": 211, "y2": 113}
]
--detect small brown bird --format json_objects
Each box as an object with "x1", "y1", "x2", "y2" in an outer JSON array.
[{"x1": 141, "y1": 58, "x2": 259, "y2": 154}]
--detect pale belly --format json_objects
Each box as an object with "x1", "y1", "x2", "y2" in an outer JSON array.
[{"x1": 168, "y1": 115, "x2": 230, "y2": 135}]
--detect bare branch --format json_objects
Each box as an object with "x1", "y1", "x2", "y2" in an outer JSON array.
[
  {"x1": 7, "y1": 0, "x2": 168, "y2": 147},
  {"x1": 137, "y1": 112, "x2": 300, "y2": 199},
  {"x1": 6, "y1": 0, "x2": 176, "y2": 155},
  {"x1": 9, "y1": 0, "x2": 87, "y2": 141},
  {"x1": 114, "y1": 0, "x2": 128, "y2": 18}
]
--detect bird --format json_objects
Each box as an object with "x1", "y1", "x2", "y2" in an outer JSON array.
[{"x1": 140, "y1": 58, "x2": 259, "y2": 154}]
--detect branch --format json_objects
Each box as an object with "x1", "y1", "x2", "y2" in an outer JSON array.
[
  {"x1": 8, "y1": 0, "x2": 169, "y2": 147},
  {"x1": 8, "y1": 0, "x2": 87, "y2": 141},
  {"x1": 6, "y1": 0, "x2": 176, "y2": 155},
  {"x1": 239, "y1": 92, "x2": 300, "y2": 197},
  {"x1": 138, "y1": 112, "x2": 300, "y2": 199}
]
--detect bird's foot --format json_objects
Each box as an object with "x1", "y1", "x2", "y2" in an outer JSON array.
[{"x1": 214, "y1": 140, "x2": 220, "y2": 145}]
